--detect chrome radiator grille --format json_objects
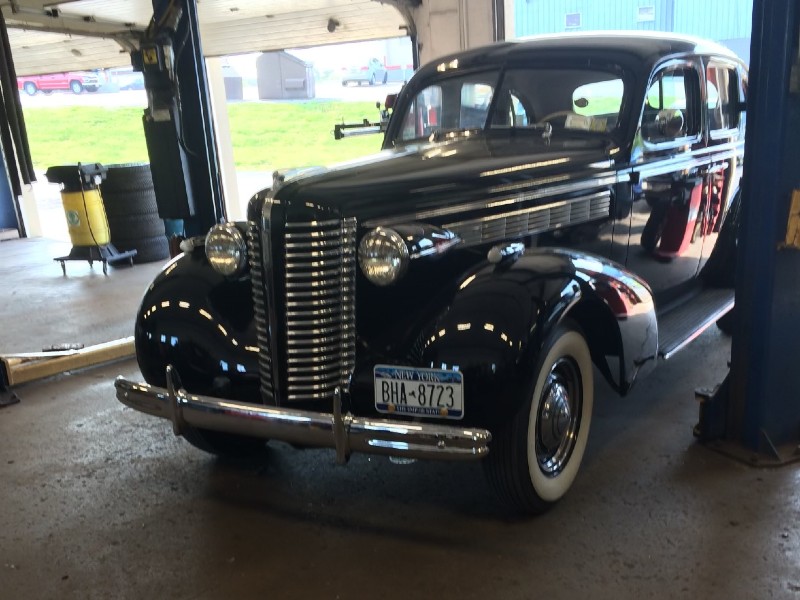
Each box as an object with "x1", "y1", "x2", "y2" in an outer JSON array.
[
  {"x1": 247, "y1": 222, "x2": 275, "y2": 402},
  {"x1": 284, "y1": 217, "x2": 357, "y2": 402}
]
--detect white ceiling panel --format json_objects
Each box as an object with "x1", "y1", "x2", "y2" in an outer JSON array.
[
  {"x1": 8, "y1": 29, "x2": 132, "y2": 74},
  {"x1": 3, "y1": 0, "x2": 408, "y2": 75},
  {"x1": 200, "y1": 5, "x2": 408, "y2": 55}
]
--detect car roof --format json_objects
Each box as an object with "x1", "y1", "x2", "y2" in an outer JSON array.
[{"x1": 415, "y1": 31, "x2": 744, "y2": 79}]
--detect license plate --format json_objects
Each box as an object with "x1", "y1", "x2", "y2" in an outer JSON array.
[{"x1": 374, "y1": 365, "x2": 464, "y2": 420}]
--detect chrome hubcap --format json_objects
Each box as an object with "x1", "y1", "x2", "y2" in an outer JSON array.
[{"x1": 536, "y1": 358, "x2": 581, "y2": 476}]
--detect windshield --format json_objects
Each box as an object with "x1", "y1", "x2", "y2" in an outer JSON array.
[{"x1": 393, "y1": 67, "x2": 626, "y2": 144}]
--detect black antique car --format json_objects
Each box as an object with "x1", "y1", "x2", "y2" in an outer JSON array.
[{"x1": 116, "y1": 32, "x2": 747, "y2": 514}]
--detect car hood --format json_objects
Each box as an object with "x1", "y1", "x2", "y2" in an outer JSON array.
[{"x1": 273, "y1": 134, "x2": 620, "y2": 223}]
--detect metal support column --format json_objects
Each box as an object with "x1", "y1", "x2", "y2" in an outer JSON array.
[
  {"x1": 699, "y1": 0, "x2": 800, "y2": 462},
  {"x1": 136, "y1": 0, "x2": 225, "y2": 236}
]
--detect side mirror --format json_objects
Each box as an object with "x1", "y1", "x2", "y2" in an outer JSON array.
[{"x1": 654, "y1": 108, "x2": 685, "y2": 138}]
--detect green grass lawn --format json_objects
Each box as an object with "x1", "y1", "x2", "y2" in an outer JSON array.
[{"x1": 22, "y1": 101, "x2": 385, "y2": 173}]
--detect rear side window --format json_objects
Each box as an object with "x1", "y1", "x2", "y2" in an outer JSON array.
[
  {"x1": 706, "y1": 64, "x2": 740, "y2": 134},
  {"x1": 572, "y1": 79, "x2": 625, "y2": 117},
  {"x1": 641, "y1": 66, "x2": 701, "y2": 143}
]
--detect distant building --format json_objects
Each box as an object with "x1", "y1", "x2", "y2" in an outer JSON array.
[
  {"x1": 256, "y1": 52, "x2": 315, "y2": 100},
  {"x1": 513, "y1": 0, "x2": 753, "y2": 63}
]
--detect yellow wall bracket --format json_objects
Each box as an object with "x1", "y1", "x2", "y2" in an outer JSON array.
[{"x1": 780, "y1": 189, "x2": 800, "y2": 250}]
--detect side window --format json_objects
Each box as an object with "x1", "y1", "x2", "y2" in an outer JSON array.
[
  {"x1": 459, "y1": 83, "x2": 493, "y2": 128},
  {"x1": 510, "y1": 95, "x2": 529, "y2": 126},
  {"x1": 399, "y1": 81, "x2": 495, "y2": 141},
  {"x1": 401, "y1": 85, "x2": 442, "y2": 141},
  {"x1": 641, "y1": 66, "x2": 700, "y2": 144},
  {"x1": 491, "y1": 91, "x2": 530, "y2": 127},
  {"x1": 706, "y1": 65, "x2": 739, "y2": 133}
]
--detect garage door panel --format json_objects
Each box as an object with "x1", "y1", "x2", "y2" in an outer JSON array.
[{"x1": 7, "y1": 0, "x2": 408, "y2": 74}]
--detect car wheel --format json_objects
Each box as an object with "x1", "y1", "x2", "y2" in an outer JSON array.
[
  {"x1": 70, "y1": 80, "x2": 83, "y2": 94},
  {"x1": 383, "y1": 72, "x2": 388, "y2": 84},
  {"x1": 484, "y1": 320, "x2": 594, "y2": 515},
  {"x1": 369, "y1": 73, "x2": 376, "y2": 86},
  {"x1": 23, "y1": 82, "x2": 37, "y2": 96}
]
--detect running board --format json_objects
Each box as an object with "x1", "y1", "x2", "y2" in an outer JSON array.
[{"x1": 658, "y1": 288, "x2": 735, "y2": 360}]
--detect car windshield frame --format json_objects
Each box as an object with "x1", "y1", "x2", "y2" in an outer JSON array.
[{"x1": 388, "y1": 62, "x2": 633, "y2": 147}]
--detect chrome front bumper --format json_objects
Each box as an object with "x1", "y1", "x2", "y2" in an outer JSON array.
[{"x1": 115, "y1": 366, "x2": 491, "y2": 463}]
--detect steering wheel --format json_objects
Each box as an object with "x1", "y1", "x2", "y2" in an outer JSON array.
[{"x1": 535, "y1": 110, "x2": 578, "y2": 125}]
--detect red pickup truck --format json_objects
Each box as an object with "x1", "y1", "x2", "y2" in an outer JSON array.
[{"x1": 17, "y1": 71, "x2": 103, "y2": 95}]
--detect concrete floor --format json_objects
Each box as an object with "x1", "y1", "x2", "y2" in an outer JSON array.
[{"x1": 1, "y1": 238, "x2": 799, "y2": 600}]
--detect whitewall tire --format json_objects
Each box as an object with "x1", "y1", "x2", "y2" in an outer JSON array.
[{"x1": 485, "y1": 319, "x2": 594, "y2": 514}]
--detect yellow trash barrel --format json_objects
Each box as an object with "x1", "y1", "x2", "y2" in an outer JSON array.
[
  {"x1": 60, "y1": 189, "x2": 110, "y2": 246},
  {"x1": 45, "y1": 164, "x2": 110, "y2": 247}
]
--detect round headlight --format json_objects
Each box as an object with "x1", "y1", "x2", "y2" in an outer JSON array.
[
  {"x1": 358, "y1": 227, "x2": 409, "y2": 286},
  {"x1": 205, "y1": 224, "x2": 247, "y2": 276}
]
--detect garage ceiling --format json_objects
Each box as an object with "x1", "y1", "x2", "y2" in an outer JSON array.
[{"x1": 3, "y1": 0, "x2": 410, "y2": 75}]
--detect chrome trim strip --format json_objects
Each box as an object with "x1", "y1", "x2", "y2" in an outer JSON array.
[
  {"x1": 339, "y1": 217, "x2": 357, "y2": 390},
  {"x1": 285, "y1": 248, "x2": 343, "y2": 259},
  {"x1": 443, "y1": 190, "x2": 611, "y2": 248},
  {"x1": 284, "y1": 316, "x2": 342, "y2": 328},
  {"x1": 285, "y1": 218, "x2": 341, "y2": 228},
  {"x1": 630, "y1": 141, "x2": 745, "y2": 180},
  {"x1": 260, "y1": 199, "x2": 283, "y2": 402},
  {"x1": 286, "y1": 306, "x2": 340, "y2": 318},
  {"x1": 285, "y1": 362, "x2": 342, "y2": 374},
  {"x1": 116, "y1": 372, "x2": 491, "y2": 462},
  {"x1": 284, "y1": 258, "x2": 342, "y2": 270},
  {"x1": 285, "y1": 229, "x2": 341, "y2": 240},
  {"x1": 286, "y1": 342, "x2": 342, "y2": 355},
  {"x1": 286, "y1": 297, "x2": 341, "y2": 309},
  {"x1": 286, "y1": 281, "x2": 352, "y2": 291},
  {"x1": 287, "y1": 355, "x2": 356, "y2": 367},
  {"x1": 364, "y1": 173, "x2": 619, "y2": 227},
  {"x1": 247, "y1": 221, "x2": 274, "y2": 402},
  {"x1": 285, "y1": 268, "x2": 341, "y2": 280},
  {"x1": 287, "y1": 374, "x2": 342, "y2": 385},
  {"x1": 285, "y1": 239, "x2": 342, "y2": 249},
  {"x1": 287, "y1": 338, "x2": 341, "y2": 348}
]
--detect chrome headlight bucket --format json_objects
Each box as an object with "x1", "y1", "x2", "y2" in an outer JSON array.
[
  {"x1": 358, "y1": 227, "x2": 409, "y2": 286},
  {"x1": 205, "y1": 224, "x2": 247, "y2": 276}
]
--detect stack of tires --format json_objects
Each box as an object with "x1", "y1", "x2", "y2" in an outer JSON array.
[{"x1": 101, "y1": 163, "x2": 169, "y2": 264}]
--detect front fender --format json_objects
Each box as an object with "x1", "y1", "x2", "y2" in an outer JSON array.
[
  {"x1": 134, "y1": 251, "x2": 261, "y2": 403},
  {"x1": 419, "y1": 249, "x2": 657, "y2": 427}
]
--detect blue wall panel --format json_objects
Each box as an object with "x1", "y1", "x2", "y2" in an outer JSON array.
[
  {"x1": 673, "y1": 0, "x2": 753, "y2": 39},
  {"x1": 515, "y1": 0, "x2": 752, "y2": 44}
]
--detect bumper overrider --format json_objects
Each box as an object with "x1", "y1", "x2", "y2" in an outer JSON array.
[{"x1": 115, "y1": 366, "x2": 492, "y2": 463}]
